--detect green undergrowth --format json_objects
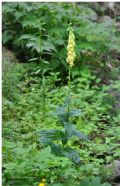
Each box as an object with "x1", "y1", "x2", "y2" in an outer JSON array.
[{"x1": 2, "y1": 62, "x2": 120, "y2": 186}]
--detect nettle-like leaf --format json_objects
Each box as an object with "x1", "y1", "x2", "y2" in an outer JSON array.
[
  {"x1": 39, "y1": 129, "x2": 63, "y2": 145},
  {"x1": 63, "y1": 122, "x2": 88, "y2": 141},
  {"x1": 63, "y1": 122, "x2": 73, "y2": 138},
  {"x1": 39, "y1": 123, "x2": 88, "y2": 163},
  {"x1": 51, "y1": 144, "x2": 80, "y2": 164},
  {"x1": 72, "y1": 127, "x2": 88, "y2": 141},
  {"x1": 49, "y1": 97, "x2": 81, "y2": 122},
  {"x1": 69, "y1": 108, "x2": 81, "y2": 117},
  {"x1": 62, "y1": 147, "x2": 80, "y2": 164},
  {"x1": 39, "y1": 123, "x2": 88, "y2": 148},
  {"x1": 51, "y1": 144, "x2": 63, "y2": 156},
  {"x1": 49, "y1": 106, "x2": 68, "y2": 122}
]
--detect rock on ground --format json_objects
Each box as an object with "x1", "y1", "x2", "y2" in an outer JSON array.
[{"x1": 106, "y1": 160, "x2": 120, "y2": 186}]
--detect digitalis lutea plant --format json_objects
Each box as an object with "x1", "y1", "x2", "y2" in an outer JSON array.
[
  {"x1": 39, "y1": 25, "x2": 88, "y2": 164},
  {"x1": 66, "y1": 24, "x2": 76, "y2": 120}
]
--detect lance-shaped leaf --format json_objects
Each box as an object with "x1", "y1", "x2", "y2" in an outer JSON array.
[
  {"x1": 63, "y1": 96, "x2": 71, "y2": 107},
  {"x1": 39, "y1": 129, "x2": 63, "y2": 146},
  {"x1": 51, "y1": 144, "x2": 80, "y2": 164},
  {"x1": 62, "y1": 147, "x2": 80, "y2": 164},
  {"x1": 69, "y1": 108, "x2": 81, "y2": 117},
  {"x1": 49, "y1": 105, "x2": 69, "y2": 123},
  {"x1": 51, "y1": 144, "x2": 63, "y2": 156},
  {"x1": 71, "y1": 127, "x2": 88, "y2": 141},
  {"x1": 63, "y1": 122, "x2": 88, "y2": 141},
  {"x1": 63, "y1": 122, "x2": 73, "y2": 138}
]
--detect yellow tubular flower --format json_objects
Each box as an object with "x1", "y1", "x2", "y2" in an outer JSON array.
[
  {"x1": 66, "y1": 27, "x2": 76, "y2": 67},
  {"x1": 39, "y1": 179, "x2": 46, "y2": 186}
]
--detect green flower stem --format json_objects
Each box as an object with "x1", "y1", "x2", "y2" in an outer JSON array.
[
  {"x1": 67, "y1": 65, "x2": 71, "y2": 122},
  {"x1": 68, "y1": 65, "x2": 71, "y2": 94},
  {"x1": 38, "y1": 27, "x2": 46, "y2": 123},
  {"x1": 42, "y1": 71, "x2": 46, "y2": 123}
]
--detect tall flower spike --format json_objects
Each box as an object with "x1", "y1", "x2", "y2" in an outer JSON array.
[{"x1": 66, "y1": 25, "x2": 76, "y2": 67}]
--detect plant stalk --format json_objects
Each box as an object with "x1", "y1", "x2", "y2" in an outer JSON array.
[
  {"x1": 42, "y1": 72, "x2": 46, "y2": 122},
  {"x1": 67, "y1": 65, "x2": 71, "y2": 122}
]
